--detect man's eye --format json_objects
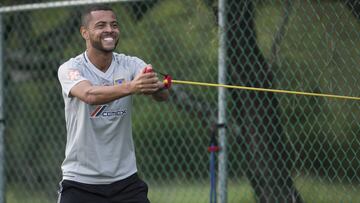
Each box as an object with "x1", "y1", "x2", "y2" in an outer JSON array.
[{"x1": 95, "y1": 24, "x2": 105, "y2": 28}]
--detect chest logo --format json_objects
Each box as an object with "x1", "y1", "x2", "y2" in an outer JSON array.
[
  {"x1": 114, "y1": 78, "x2": 125, "y2": 85},
  {"x1": 90, "y1": 105, "x2": 127, "y2": 118}
]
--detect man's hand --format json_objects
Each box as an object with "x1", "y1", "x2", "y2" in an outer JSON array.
[{"x1": 129, "y1": 66, "x2": 161, "y2": 94}]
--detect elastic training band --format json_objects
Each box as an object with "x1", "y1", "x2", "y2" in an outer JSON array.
[{"x1": 172, "y1": 80, "x2": 360, "y2": 101}]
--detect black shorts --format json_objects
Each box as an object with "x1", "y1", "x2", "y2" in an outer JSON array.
[{"x1": 57, "y1": 173, "x2": 150, "y2": 203}]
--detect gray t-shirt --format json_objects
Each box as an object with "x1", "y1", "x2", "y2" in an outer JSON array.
[{"x1": 58, "y1": 52, "x2": 145, "y2": 184}]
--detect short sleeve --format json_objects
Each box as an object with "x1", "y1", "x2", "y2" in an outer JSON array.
[
  {"x1": 129, "y1": 56, "x2": 147, "y2": 79},
  {"x1": 58, "y1": 60, "x2": 88, "y2": 97}
]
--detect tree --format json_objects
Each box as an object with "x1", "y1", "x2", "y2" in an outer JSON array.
[
  {"x1": 226, "y1": 0, "x2": 303, "y2": 202},
  {"x1": 344, "y1": 0, "x2": 360, "y2": 20}
]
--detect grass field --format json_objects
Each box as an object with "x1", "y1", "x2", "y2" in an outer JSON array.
[
  {"x1": 149, "y1": 177, "x2": 360, "y2": 203},
  {"x1": 5, "y1": 176, "x2": 360, "y2": 203}
]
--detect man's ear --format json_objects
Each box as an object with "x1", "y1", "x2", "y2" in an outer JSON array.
[{"x1": 80, "y1": 26, "x2": 89, "y2": 40}]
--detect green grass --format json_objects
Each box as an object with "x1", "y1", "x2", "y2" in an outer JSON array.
[
  {"x1": 149, "y1": 180, "x2": 255, "y2": 203},
  {"x1": 295, "y1": 176, "x2": 360, "y2": 203},
  {"x1": 5, "y1": 176, "x2": 360, "y2": 203},
  {"x1": 6, "y1": 187, "x2": 54, "y2": 203},
  {"x1": 152, "y1": 178, "x2": 360, "y2": 203},
  {"x1": 147, "y1": 177, "x2": 360, "y2": 203}
]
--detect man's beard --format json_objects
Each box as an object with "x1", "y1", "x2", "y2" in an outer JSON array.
[{"x1": 90, "y1": 38, "x2": 119, "y2": 53}]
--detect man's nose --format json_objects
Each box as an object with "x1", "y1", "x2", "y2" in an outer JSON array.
[{"x1": 104, "y1": 24, "x2": 114, "y2": 32}]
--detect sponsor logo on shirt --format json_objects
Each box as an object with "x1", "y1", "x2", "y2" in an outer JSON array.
[
  {"x1": 90, "y1": 105, "x2": 127, "y2": 118},
  {"x1": 114, "y1": 78, "x2": 125, "y2": 85}
]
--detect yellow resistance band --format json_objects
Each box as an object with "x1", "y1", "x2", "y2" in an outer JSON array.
[{"x1": 171, "y1": 79, "x2": 360, "y2": 101}]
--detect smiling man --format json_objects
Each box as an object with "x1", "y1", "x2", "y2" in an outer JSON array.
[{"x1": 57, "y1": 4, "x2": 168, "y2": 203}]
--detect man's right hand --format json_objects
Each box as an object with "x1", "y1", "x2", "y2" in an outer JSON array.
[{"x1": 129, "y1": 66, "x2": 161, "y2": 95}]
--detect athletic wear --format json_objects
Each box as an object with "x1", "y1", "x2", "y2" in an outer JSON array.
[
  {"x1": 58, "y1": 51, "x2": 146, "y2": 184},
  {"x1": 57, "y1": 173, "x2": 150, "y2": 203}
]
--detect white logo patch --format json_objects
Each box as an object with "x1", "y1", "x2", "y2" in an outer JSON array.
[{"x1": 67, "y1": 69, "x2": 81, "y2": 81}]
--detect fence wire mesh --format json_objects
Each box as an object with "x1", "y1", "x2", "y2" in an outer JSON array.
[{"x1": 1, "y1": 0, "x2": 360, "y2": 203}]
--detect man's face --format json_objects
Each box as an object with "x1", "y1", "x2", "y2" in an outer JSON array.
[{"x1": 83, "y1": 10, "x2": 120, "y2": 53}]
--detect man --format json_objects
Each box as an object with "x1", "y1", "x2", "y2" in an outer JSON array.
[{"x1": 57, "y1": 4, "x2": 168, "y2": 203}]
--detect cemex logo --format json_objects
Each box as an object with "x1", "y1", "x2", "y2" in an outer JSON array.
[{"x1": 90, "y1": 105, "x2": 127, "y2": 118}]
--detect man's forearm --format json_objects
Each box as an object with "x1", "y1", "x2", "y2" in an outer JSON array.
[{"x1": 81, "y1": 82, "x2": 133, "y2": 105}]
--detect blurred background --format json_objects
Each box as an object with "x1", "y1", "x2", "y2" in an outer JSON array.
[{"x1": 0, "y1": 0, "x2": 359, "y2": 202}]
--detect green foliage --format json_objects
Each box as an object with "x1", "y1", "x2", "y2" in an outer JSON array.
[
  {"x1": 256, "y1": 1, "x2": 360, "y2": 182},
  {"x1": 5, "y1": 79, "x2": 65, "y2": 188},
  {"x1": 120, "y1": 0, "x2": 218, "y2": 82},
  {"x1": 127, "y1": 0, "x2": 218, "y2": 179}
]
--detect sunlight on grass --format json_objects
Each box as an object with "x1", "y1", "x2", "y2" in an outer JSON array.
[{"x1": 148, "y1": 177, "x2": 360, "y2": 203}]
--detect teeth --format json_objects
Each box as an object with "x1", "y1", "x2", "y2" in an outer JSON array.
[{"x1": 103, "y1": 37, "x2": 113, "y2": 41}]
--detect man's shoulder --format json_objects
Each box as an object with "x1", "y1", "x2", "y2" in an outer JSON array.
[
  {"x1": 113, "y1": 52, "x2": 145, "y2": 66},
  {"x1": 113, "y1": 52, "x2": 136, "y2": 61},
  {"x1": 59, "y1": 53, "x2": 86, "y2": 70}
]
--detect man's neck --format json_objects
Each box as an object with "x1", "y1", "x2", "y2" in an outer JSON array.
[{"x1": 86, "y1": 49, "x2": 113, "y2": 72}]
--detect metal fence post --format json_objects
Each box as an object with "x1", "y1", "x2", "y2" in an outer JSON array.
[
  {"x1": 0, "y1": 13, "x2": 5, "y2": 203},
  {"x1": 217, "y1": 0, "x2": 227, "y2": 202}
]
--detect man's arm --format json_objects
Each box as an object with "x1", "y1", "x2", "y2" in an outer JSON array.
[{"x1": 70, "y1": 69, "x2": 161, "y2": 105}]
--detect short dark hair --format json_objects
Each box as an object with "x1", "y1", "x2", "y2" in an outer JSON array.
[{"x1": 81, "y1": 4, "x2": 114, "y2": 26}]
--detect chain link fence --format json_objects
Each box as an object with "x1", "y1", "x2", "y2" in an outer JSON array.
[{"x1": 0, "y1": 0, "x2": 360, "y2": 202}]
